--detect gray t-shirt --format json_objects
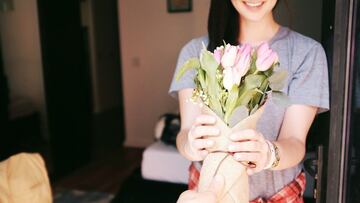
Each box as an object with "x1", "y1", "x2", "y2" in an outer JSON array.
[{"x1": 168, "y1": 26, "x2": 330, "y2": 199}]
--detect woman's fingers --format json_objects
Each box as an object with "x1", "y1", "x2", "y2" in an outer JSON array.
[
  {"x1": 194, "y1": 114, "x2": 217, "y2": 126},
  {"x1": 199, "y1": 150, "x2": 209, "y2": 158},
  {"x1": 186, "y1": 114, "x2": 219, "y2": 160},
  {"x1": 230, "y1": 129, "x2": 262, "y2": 142},
  {"x1": 191, "y1": 126, "x2": 220, "y2": 139},
  {"x1": 193, "y1": 138, "x2": 214, "y2": 149},
  {"x1": 228, "y1": 141, "x2": 263, "y2": 152},
  {"x1": 233, "y1": 152, "x2": 260, "y2": 162},
  {"x1": 233, "y1": 152, "x2": 266, "y2": 175}
]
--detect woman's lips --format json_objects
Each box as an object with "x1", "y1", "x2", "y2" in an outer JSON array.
[{"x1": 243, "y1": 1, "x2": 265, "y2": 10}]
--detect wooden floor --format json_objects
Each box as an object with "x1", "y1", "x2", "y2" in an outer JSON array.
[{"x1": 53, "y1": 147, "x2": 144, "y2": 194}]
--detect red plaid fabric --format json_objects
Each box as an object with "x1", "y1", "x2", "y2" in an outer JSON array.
[
  {"x1": 188, "y1": 162, "x2": 306, "y2": 203},
  {"x1": 188, "y1": 162, "x2": 200, "y2": 190},
  {"x1": 250, "y1": 172, "x2": 306, "y2": 203}
]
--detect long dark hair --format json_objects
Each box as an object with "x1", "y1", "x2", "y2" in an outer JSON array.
[
  {"x1": 207, "y1": 0, "x2": 239, "y2": 51},
  {"x1": 207, "y1": 0, "x2": 290, "y2": 51}
]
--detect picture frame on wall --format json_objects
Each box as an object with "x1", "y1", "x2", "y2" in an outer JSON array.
[{"x1": 167, "y1": 0, "x2": 192, "y2": 13}]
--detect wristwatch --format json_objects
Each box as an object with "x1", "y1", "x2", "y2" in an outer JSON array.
[{"x1": 271, "y1": 142, "x2": 280, "y2": 168}]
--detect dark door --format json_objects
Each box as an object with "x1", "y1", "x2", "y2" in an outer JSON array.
[
  {"x1": 325, "y1": 0, "x2": 360, "y2": 202},
  {"x1": 0, "y1": 40, "x2": 10, "y2": 161},
  {"x1": 0, "y1": 42, "x2": 9, "y2": 125},
  {"x1": 37, "y1": 0, "x2": 93, "y2": 178},
  {"x1": 343, "y1": 0, "x2": 360, "y2": 202}
]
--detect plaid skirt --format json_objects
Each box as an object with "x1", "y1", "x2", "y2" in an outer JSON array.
[{"x1": 188, "y1": 163, "x2": 306, "y2": 203}]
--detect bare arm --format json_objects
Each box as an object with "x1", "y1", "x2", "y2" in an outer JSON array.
[
  {"x1": 176, "y1": 88, "x2": 220, "y2": 161},
  {"x1": 271, "y1": 104, "x2": 317, "y2": 170},
  {"x1": 228, "y1": 104, "x2": 317, "y2": 174}
]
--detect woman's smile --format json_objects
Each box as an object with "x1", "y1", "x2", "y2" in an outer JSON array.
[
  {"x1": 231, "y1": 0, "x2": 277, "y2": 22},
  {"x1": 242, "y1": 1, "x2": 265, "y2": 10},
  {"x1": 243, "y1": 1, "x2": 264, "y2": 7}
]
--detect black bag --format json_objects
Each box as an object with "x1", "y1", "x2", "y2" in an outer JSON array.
[{"x1": 156, "y1": 113, "x2": 180, "y2": 147}]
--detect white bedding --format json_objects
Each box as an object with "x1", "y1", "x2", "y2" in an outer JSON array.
[{"x1": 141, "y1": 141, "x2": 190, "y2": 184}]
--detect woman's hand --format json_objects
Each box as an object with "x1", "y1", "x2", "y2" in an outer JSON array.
[
  {"x1": 184, "y1": 114, "x2": 220, "y2": 161},
  {"x1": 228, "y1": 129, "x2": 270, "y2": 175}
]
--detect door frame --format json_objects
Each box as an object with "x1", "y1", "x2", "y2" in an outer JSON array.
[{"x1": 326, "y1": 0, "x2": 356, "y2": 202}]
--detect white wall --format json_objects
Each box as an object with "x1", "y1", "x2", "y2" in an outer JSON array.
[
  {"x1": 118, "y1": 0, "x2": 211, "y2": 147},
  {"x1": 0, "y1": 0, "x2": 47, "y2": 135}
]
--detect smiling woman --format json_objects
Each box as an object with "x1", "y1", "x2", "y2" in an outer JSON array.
[{"x1": 169, "y1": 0, "x2": 329, "y2": 202}]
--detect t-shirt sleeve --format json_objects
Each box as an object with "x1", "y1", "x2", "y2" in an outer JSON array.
[
  {"x1": 288, "y1": 43, "x2": 330, "y2": 113},
  {"x1": 168, "y1": 39, "x2": 199, "y2": 99}
]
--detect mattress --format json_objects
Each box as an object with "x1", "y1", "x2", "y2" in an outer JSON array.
[{"x1": 141, "y1": 141, "x2": 190, "y2": 184}]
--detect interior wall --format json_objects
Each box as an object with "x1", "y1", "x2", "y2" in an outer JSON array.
[
  {"x1": 0, "y1": 0, "x2": 47, "y2": 136},
  {"x1": 118, "y1": 0, "x2": 211, "y2": 147}
]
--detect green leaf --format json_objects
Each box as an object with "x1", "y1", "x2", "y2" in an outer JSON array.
[
  {"x1": 236, "y1": 74, "x2": 265, "y2": 107},
  {"x1": 228, "y1": 105, "x2": 249, "y2": 127},
  {"x1": 268, "y1": 70, "x2": 288, "y2": 91},
  {"x1": 271, "y1": 91, "x2": 291, "y2": 108},
  {"x1": 244, "y1": 74, "x2": 266, "y2": 90},
  {"x1": 200, "y1": 49, "x2": 219, "y2": 77},
  {"x1": 250, "y1": 104, "x2": 259, "y2": 115},
  {"x1": 175, "y1": 58, "x2": 200, "y2": 81},
  {"x1": 199, "y1": 48, "x2": 223, "y2": 117},
  {"x1": 224, "y1": 86, "x2": 239, "y2": 124},
  {"x1": 208, "y1": 98, "x2": 223, "y2": 118},
  {"x1": 248, "y1": 55, "x2": 257, "y2": 74},
  {"x1": 250, "y1": 79, "x2": 269, "y2": 108},
  {"x1": 198, "y1": 68, "x2": 206, "y2": 89},
  {"x1": 238, "y1": 89, "x2": 258, "y2": 106},
  {"x1": 263, "y1": 67, "x2": 274, "y2": 77}
]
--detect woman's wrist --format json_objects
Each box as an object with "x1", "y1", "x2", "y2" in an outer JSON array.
[{"x1": 263, "y1": 140, "x2": 280, "y2": 170}]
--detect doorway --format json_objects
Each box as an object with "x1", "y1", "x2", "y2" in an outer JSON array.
[{"x1": 37, "y1": 0, "x2": 124, "y2": 178}]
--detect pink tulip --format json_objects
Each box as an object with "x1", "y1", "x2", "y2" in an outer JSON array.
[
  {"x1": 257, "y1": 43, "x2": 270, "y2": 57},
  {"x1": 256, "y1": 43, "x2": 278, "y2": 71},
  {"x1": 221, "y1": 44, "x2": 238, "y2": 68},
  {"x1": 213, "y1": 46, "x2": 224, "y2": 64},
  {"x1": 233, "y1": 44, "x2": 251, "y2": 77},
  {"x1": 221, "y1": 44, "x2": 253, "y2": 90}
]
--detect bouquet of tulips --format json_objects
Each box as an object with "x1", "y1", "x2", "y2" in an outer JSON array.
[
  {"x1": 176, "y1": 42, "x2": 288, "y2": 203},
  {"x1": 176, "y1": 42, "x2": 288, "y2": 127}
]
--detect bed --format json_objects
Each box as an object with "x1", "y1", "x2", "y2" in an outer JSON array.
[{"x1": 141, "y1": 141, "x2": 190, "y2": 184}]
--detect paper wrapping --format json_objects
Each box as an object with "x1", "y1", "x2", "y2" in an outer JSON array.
[{"x1": 198, "y1": 105, "x2": 265, "y2": 203}]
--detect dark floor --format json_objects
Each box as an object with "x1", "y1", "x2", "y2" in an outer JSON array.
[
  {"x1": 53, "y1": 147, "x2": 143, "y2": 194},
  {"x1": 91, "y1": 108, "x2": 125, "y2": 160}
]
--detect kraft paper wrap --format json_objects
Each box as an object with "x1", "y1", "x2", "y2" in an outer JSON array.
[{"x1": 198, "y1": 105, "x2": 265, "y2": 203}]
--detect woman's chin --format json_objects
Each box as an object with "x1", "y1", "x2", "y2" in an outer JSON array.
[{"x1": 240, "y1": 13, "x2": 267, "y2": 22}]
